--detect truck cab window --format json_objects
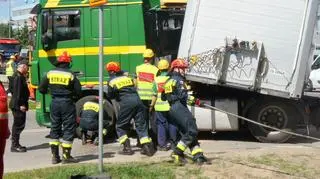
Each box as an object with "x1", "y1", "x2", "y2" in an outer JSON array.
[{"x1": 53, "y1": 10, "x2": 80, "y2": 42}]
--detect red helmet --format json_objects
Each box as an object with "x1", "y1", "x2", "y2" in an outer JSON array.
[
  {"x1": 58, "y1": 51, "x2": 72, "y2": 63},
  {"x1": 170, "y1": 59, "x2": 188, "y2": 70},
  {"x1": 105, "y1": 62, "x2": 120, "y2": 72}
]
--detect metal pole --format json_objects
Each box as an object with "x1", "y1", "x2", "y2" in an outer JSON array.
[
  {"x1": 98, "y1": 6, "x2": 104, "y2": 173},
  {"x1": 8, "y1": 0, "x2": 11, "y2": 38}
]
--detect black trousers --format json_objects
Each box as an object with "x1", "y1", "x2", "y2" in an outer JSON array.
[
  {"x1": 169, "y1": 101, "x2": 199, "y2": 149},
  {"x1": 11, "y1": 109, "x2": 26, "y2": 146},
  {"x1": 116, "y1": 94, "x2": 148, "y2": 140},
  {"x1": 50, "y1": 97, "x2": 76, "y2": 142},
  {"x1": 79, "y1": 117, "x2": 99, "y2": 131},
  {"x1": 141, "y1": 100, "x2": 157, "y2": 145}
]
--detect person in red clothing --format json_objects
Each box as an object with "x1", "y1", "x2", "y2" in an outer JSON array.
[{"x1": 0, "y1": 81, "x2": 10, "y2": 179}]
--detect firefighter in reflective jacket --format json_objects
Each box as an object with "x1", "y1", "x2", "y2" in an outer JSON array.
[
  {"x1": 106, "y1": 62, "x2": 155, "y2": 156},
  {"x1": 6, "y1": 55, "x2": 17, "y2": 77},
  {"x1": 79, "y1": 99, "x2": 108, "y2": 145},
  {"x1": 6, "y1": 55, "x2": 17, "y2": 85},
  {"x1": 38, "y1": 51, "x2": 81, "y2": 164},
  {"x1": 153, "y1": 59, "x2": 177, "y2": 151},
  {"x1": 135, "y1": 49, "x2": 159, "y2": 145},
  {"x1": 162, "y1": 59, "x2": 209, "y2": 165}
]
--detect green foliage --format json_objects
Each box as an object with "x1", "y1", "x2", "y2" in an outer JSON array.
[
  {"x1": 13, "y1": 22, "x2": 29, "y2": 48},
  {"x1": 28, "y1": 100, "x2": 36, "y2": 110},
  {"x1": 0, "y1": 23, "x2": 11, "y2": 38}
]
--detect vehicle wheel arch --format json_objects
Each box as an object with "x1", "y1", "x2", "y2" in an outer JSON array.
[
  {"x1": 75, "y1": 90, "x2": 118, "y2": 139},
  {"x1": 244, "y1": 96, "x2": 301, "y2": 143}
]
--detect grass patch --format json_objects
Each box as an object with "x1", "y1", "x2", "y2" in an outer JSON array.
[
  {"x1": 247, "y1": 154, "x2": 320, "y2": 179},
  {"x1": 4, "y1": 162, "x2": 206, "y2": 179},
  {"x1": 28, "y1": 100, "x2": 36, "y2": 110}
]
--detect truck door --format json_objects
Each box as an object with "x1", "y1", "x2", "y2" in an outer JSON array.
[{"x1": 83, "y1": 7, "x2": 119, "y2": 83}]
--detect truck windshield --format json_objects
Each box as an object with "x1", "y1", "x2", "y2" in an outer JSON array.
[{"x1": 0, "y1": 44, "x2": 20, "y2": 51}]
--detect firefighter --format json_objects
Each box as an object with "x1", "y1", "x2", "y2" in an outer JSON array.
[
  {"x1": 6, "y1": 55, "x2": 18, "y2": 85},
  {"x1": 135, "y1": 49, "x2": 159, "y2": 146},
  {"x1": 79, "y1": 99, "x2": 108, "y2": 145},
  {"x1": 38, "y1": 51, "x2": 81, "y2": 164},
  {"x1": 153, "y1": 59, "x2": 177, "y2": 151},
  {"x1": 106, "y1": 62, "x2": 155, "y2": 156},
  {"x1": 162, "y1": 59, "x2": 209, "y2": 165}
]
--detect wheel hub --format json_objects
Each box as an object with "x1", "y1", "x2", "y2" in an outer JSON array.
[{"x1": 258, "y1": 106, "x2": 287, "y2": 131}]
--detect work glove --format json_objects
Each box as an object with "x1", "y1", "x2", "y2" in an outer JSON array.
[
  {"x1": 103, "y1": 129, "x2": 107, "y2": 136},
  {"x1": 187, "y1": 95, "x2": 196, "y2": 106},
  {"x1": 188, "y1": 96, "x2": 201, "y2": 106}
]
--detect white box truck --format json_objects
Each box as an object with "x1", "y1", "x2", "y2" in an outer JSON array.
[{"x1": 179, "y1": 0, "x2": 320, "y2": 142}]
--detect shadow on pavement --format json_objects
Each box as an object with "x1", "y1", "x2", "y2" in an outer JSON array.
[
  {"x1": 27, "y1": 143, "x2": 50, "y2": 151},
  {"x1": 77, "y1": 152, "x2": 115, "y2": 162}
]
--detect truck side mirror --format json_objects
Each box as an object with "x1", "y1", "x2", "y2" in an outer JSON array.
[
  {"x1": 41, "y1": 11, "x2": 53, "y2": 51},
  {"x1": 41, "y1": 34, "x2": 52, "y2": 50}
]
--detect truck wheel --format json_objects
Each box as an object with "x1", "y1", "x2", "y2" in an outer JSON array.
[
  {"x1": 75, "y1": 95, "x2": 116, "y2": 139},
  {"x1": 247, "y1": 101, "x2": 298, "y2": 143},
  {"x1": 304, "y1": 79, "x2": 313, "y2": 92}
]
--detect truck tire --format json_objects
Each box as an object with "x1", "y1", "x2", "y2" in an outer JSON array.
[
  {"x1": 75, "y1": 95, "x2": 116, "y2": 139},
  {"x1": 247, "y1": 101, "x2": 298, "y2": 143}
]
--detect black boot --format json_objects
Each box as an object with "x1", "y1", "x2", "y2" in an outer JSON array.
[
  {"x1": 192, "y1": 153, "x2": 211, "y2": 165},
  {"x1": 140, "y1": 142, "x2": 155, "y2": 157},
  {"x1": 171, "y1": 148, "x2": 186, "y2": 166},
  {"x1": 62, "y1": 147, "x2": 78, "y2": 164},
  {"x1": 51, "y1": 145, "x2": 61, "y2": 164},
  {"x1": 17, "y1": 143, "x2": 27, "y2": 150},
  {"x1": 136, "y1": 139, "x2": 142, "y2": 148},
  {"x1": 11, "y1": 140, "x2": 27, "y2": 153},
  {"x1": 118, "y1": 139, "x2": 134, "y2": 155},
  {"x1": 81, "y1": 131, "x2": 87, "y2": 145}
]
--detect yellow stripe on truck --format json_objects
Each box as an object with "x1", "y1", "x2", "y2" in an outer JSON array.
[
  {"x1": 44, "y1": 0, "x2": 60, "y2": 8},
  {"x1": 38, "y1": 45, "x2": 146, "y2": 58},
  {"x1": 30, "y1": 81, "x2": 109, "y2": 89}
]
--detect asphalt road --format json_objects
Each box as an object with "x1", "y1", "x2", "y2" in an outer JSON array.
[{"x1": 3, "y1": 110, "x2": 320, "y2": 173}]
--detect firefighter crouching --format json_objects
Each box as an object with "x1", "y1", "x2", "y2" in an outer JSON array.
[
  {"x1": 38, "y1": 51, "x2": 81, "y2": 164},
  {"x1": 135, "y1": 49, "x2": 159, "y2": 146},
  {"x1": 106, "y1": 62, "x2": 155, "y2": 156},
  {"x1": 162, "y1": 59, "x2": 209, "y2": 165},
  {"x1": 153, "y1": 59, "x2": 177, "y2": 151},
  {"x1": 79, "y1": 99, "x2": 108, "y2": 145}
]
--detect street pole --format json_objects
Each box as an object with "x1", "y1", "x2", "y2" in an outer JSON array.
[
  {"x1": 98, "y1": 5, "x2": 104, "y2": 173},
  {"x1": 8, "y1": 0, "x2": 11, "y2": 38}
]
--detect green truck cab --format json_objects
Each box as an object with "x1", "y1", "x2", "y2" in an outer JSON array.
[{"x1": 31, "y1": 0, "x2": 186, "y2": 128}]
